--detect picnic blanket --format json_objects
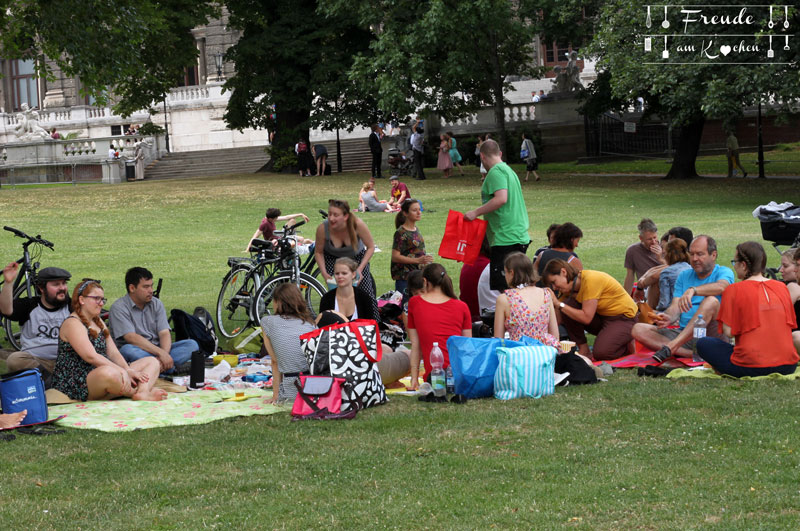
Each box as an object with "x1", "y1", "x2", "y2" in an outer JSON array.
[
  {"x1": 666, "y1": 366, "x2": 800, "y2": 381},
  {"x1": 50, "y1": 389, "x2": 282, "y2": 432},
  {"x1": 592, "y1": 341, "x2": 704, "y2": 368}
]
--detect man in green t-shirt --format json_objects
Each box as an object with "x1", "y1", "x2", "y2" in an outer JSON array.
[{"x1": 465, "y1": 139, "x2": 530, "y2": 290}]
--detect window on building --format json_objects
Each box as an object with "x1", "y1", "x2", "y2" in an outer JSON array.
[
  {"x1": 176, "y1": 65, "x2": 199, "y2": 87},
  {"x1": 10, "y1": 59, "x2": 39, "y2": 110}
]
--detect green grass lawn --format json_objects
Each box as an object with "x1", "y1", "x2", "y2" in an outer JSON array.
[{"x1": 1, "y1": 156, "x2": 800, "y2": 529}]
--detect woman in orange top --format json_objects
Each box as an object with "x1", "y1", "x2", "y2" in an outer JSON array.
[{"x1": 696, "y1": 242, "x2": 798, "y2": 377}]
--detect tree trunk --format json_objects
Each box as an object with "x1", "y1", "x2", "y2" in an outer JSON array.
[
  {"x1": 488, "y1": 31, "x2": 507, "y2": 158},
  {"x1": 262, "y1": 105, "x2": 311, "y2": 172},
  {"x1": 664, "y1": 114, "x2": 705, "y2": 179}
]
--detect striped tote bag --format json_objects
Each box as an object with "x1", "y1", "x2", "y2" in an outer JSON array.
[{"x1": 493, "y1": 345, "x2": 558, "y2": 400}]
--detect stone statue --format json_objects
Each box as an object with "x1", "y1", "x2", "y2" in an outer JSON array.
[
  {"x1": 551, "y1": 52, "x2": 584, "y2": 93},
  {"x1": 13, "y1": 103, "x2": 51, "y2": 141}
]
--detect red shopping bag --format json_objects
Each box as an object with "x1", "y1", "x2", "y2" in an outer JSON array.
[{"x1": 438, "y1": 210, "x2": 488, "y2": 265}]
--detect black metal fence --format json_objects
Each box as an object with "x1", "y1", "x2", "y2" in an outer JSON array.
[{"x1": 584, "y1": 113, "x2": 680, "y2": 158}]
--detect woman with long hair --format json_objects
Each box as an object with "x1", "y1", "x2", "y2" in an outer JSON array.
[
  {"x1": 541, "y1": 259, "x2": 637, "y2": 360},
  {"x1": 494, "y1": 253, "x2": 559, "y2": 347},
  {"x1": 653, "y1": 238, "x2": 692, "y2": 311},
  {"x1": 407, "y1": 263, "x2": 472, "y2": 390},
  {"x1": 261, "y1": 283, "x2": 317, "y2": 404},
  {"x1": 318, "y1": 257, "x2": 377, "y2": 322},
  {"x1": 391, "y1": 199, "x2": 433, "y2": 295},
  {"x1": 446, "y1": 131, "x2": 465, "y2": 176},
  {"x1": 52, "y1": 280, "x2": 165, "y2": 401},
  {"x1": 314, "y1": 199, "x2": 378, "y2": 315},
  {"x1": 696, "y1": 242, "x2": 798, "y2": 377},
  {"x1": 437, "y1": 134, "x2": 453, "y2": 178}
]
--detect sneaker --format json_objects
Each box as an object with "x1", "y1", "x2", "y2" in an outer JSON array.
[
  {"x1": 555, "y1": 372, "x2": 570, "y2": 386},
  {"x1": 652, "y1": 345, "x2": 672, "y2": 363}
]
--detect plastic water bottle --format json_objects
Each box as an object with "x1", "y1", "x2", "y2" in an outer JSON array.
[
  {"x1": 445, "y1": 365, "x2": 454, "y2": 395},
  {"x1": 692, "y1": 314, "x2": 707, "y2": 362},
  {"x1": 430, "y1": 342, "x2": 446, "y2": 397}
]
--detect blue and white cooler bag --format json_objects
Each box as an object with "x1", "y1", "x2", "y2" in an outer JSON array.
[
  {"x1": 494, "y1": 345, "x2": 558, "y2": 400},
  {"x1": 0, "y1": 368, "x2": 48, "y2": 424}
]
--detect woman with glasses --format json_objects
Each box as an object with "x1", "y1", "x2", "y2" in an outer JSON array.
[
  {"x1": 315, "y1": 199, "x2": 378, "y2": 316},
  {"x1": 52, "y1": 279, "x2": 166, "y2": 401},
  {"x1": 695, "y1": 242, "x2": 798, "y2": 377}
]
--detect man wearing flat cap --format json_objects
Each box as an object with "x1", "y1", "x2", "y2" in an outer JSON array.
[{"x1": 0, "y1": 263, "x2": 72, "y2": 386}]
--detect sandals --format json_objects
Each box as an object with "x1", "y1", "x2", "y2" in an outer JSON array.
[{"x1": 652, "y1": 345, "x2": 672, "y2": 363}]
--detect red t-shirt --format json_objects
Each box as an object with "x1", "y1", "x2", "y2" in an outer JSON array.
[
  {"x1": 459, "y1": 255, "x2": 490, "y2": 320},
  {"x1": 717, "y1": 279, "x2": 798, "y2": 367},
  {"x1": 407, "y1": 296, "x2": 472, "y2": 376},
  {"x1": 258, "y1": 217, "x2": 276, "y2": 241},
  {"x1": 391, "y1": 182, "x2": 410, "y2": 201}
]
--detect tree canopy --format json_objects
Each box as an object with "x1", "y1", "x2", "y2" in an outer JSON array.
[
  {"x1": 0, "y1": 0, "x2": 217, "y2": 116},
  {"x1": 586, "y1": 0, "x2": 799, "y2": 177}
]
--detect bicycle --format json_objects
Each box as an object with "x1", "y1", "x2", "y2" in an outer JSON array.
[
  {"x1": 216, "y1": 220, "x2": 326, "y2": 338},
  {"x1": 0, "y1": 226, "x2": 55, "y2": 350}
]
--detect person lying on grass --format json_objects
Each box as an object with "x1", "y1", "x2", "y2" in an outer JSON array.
[{"x1": 51, "y1": 279, "x2": 167, "y2": 402}]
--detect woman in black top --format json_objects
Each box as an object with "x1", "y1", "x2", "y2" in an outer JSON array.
[
  {"x1": 534, "y1": 222, "x2": 584, "y2": 281},
  {"x1": 318, "y1": 257, "x2": 377, "y2": 322}
]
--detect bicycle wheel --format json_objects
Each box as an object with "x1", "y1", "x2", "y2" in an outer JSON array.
[
  {"x1": 765, "y1": 267, "x2": 780, "y2": 281},
  {"x1": 2, "y1": 283, "x2": 33, "y2": 351},
  {"x1": 216, "y1": 266, "x2": 258, "y2": 338},
  {"x1": 254, "y1": 272, "x2": 327, "y2": 325}
]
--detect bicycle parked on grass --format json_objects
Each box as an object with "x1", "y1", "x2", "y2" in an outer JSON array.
[
  {"x1": 0, "y1": 226, "x2": 55, "y2": 350},
  {"x1": 216, "y1": 220, "x2": 326, "y2": 338}
]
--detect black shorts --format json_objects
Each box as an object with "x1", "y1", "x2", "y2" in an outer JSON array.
[
  {"x1": 526, "y1": 159, "x2": 538, "y2": 171},
  {"x1": 489, "y1": 242, "x2": 530, "y2": 291}
]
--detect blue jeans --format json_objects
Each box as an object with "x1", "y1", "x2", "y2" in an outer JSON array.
[
  {"x1": 696, "y1": 337, "x2": 797, "y2": 378},
  {"x1": 119, "y1": 339, "x2": 198, "y2": 373}
]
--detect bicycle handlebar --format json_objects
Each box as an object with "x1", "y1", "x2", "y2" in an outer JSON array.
[
  {"x1": 4, "y1": 226, "x2": 54, "y2": 249},
  {"x1": 319, "y1": 209, "x2": 328, "y2": 219}
]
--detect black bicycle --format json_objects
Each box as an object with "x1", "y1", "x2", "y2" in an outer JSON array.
[
  {"x1": 0, "y1": 226, "x2": 55, "y2": 350},
  {"x1": 216, "y1": 220, "x2": 326, "y2": 338}
]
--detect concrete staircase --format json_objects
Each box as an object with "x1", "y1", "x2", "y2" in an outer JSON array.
[
  {"x1": 143, "y1": 146, "x2": 268, "y2": 180},
  {"x1": 144, "y1": 137, "x2": 376, "y2": 180}
]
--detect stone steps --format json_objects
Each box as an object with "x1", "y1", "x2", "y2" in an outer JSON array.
[{"x1": 144, "y1": 138, "x2": 376, "y2": 180}]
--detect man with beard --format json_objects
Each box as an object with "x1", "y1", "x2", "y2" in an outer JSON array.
[{"x1": 0, "y1": 264, "x2": 72, "y2": 386}]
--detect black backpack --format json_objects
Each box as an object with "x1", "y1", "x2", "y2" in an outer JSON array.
[
  {"x1": 554, "y1": 352, "x2": 598, "y2": 385},
  {"x1": 170, "y1": 307, "x2": 218, "y2": 355}
]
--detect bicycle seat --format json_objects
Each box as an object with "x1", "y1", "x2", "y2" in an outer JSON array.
[{"x1": 249, "y1": 239, "x2": 273, "y2": 252}]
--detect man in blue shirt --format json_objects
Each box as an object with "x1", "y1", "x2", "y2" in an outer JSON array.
[{"x1": 632, "y1": 235, "x2": 734, "y2": 361}]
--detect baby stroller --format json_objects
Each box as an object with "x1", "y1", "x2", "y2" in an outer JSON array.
[
  {"x1": 753, "y1": 201, "x2": 800, "y2": 279},
  {"x1": 387, "y1": 148, "x2": 413, "y2": 176}
]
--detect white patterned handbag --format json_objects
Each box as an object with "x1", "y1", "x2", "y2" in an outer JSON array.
[{"x1": 300, "y1": 319, "x2": 387, "y2": 410}]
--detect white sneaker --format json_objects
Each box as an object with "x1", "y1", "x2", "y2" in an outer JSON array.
[{"x1": 555, "y1": 372, "x2": 570, "y2": 387}]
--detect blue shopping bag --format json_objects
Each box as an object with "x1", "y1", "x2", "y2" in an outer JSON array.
[
  {"x1": 494, "y1": 345, "x2": 558, "y2": 400},
  {"x1": 0, "y1": 368, "x2": 48, "y2": 424},
  {"x1": 447, "y1": 336, "x2": 543, "y2": 399}
]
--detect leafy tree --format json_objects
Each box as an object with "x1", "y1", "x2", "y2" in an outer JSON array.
[
  {"x1": 223, "y1": 0, "x2": 375, "y2": 159},
  {"x1": 0, "y1": 0, "x2": 218, "y2": 117},
  {"x1": 586, "y1": 0, "x2": 800, "y2": 178},
  {"x1": 323, "y1": 0, "x2": 548, "y2": 155}
]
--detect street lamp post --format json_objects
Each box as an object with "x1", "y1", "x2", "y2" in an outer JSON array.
[{"x1": 214, "y1": 52, "x2": 224, "y2": 82}]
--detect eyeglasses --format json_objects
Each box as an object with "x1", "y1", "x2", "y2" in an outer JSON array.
[
  {"x1": 730, "y1": 259, "x2": 740, "y2": 267},
  {"x1": 83, "y1": 295, "x2": 107, "y2": 305}
]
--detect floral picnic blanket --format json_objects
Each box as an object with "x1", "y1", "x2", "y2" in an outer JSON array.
[{"x1": 50, "y1": 389, "x2": 283, "y2": 432}]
